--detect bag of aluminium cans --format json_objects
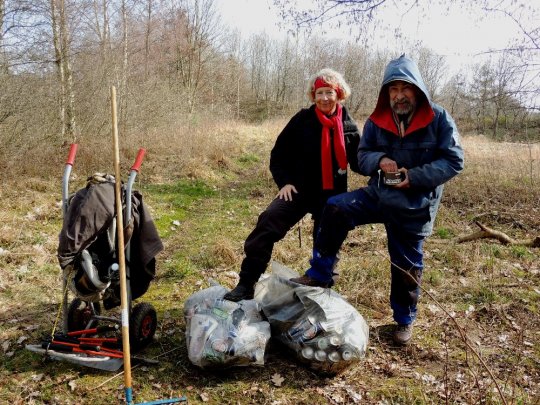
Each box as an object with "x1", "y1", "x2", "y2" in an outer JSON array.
[
  {"x1": 183, "y1": 284, "x2": 271, "y2": 369},
  {"x1": 256, "y1": 262, "x2": 369, "y2": 374}
]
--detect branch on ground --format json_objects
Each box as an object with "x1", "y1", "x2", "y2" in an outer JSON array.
[{"x1": 456, "y1": 221, "x2": 540, "y2": 246}]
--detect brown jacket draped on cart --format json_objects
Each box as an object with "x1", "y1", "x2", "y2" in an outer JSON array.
[{"x1": 58, "y1": 174, "x2": 163, "y2": 306}]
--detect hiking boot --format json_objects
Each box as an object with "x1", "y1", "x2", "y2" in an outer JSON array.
[
  {"x1": 223, "y1": 283, "x2": 255, "y2": 302},
  {"x1": 393, "y1": 323, "x2": 414, "y2": 345},
  {"x1": 289, "y1": 275, "x2": 330, "y2": 288}
]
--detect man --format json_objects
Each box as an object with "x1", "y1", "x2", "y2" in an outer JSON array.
[{"x1": 291, "y1": 55, "x2": 464, "y2": 345}]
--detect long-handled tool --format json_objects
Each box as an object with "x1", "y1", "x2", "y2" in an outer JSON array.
[{"x1": 110, "y1": 86, "x2": 186, "y2": 405}]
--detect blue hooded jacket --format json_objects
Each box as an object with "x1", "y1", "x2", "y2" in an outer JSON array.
[{"x1": 359, "y1": 55, "x2": 464, "y2": 236}]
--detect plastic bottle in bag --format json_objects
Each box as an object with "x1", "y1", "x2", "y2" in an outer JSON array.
[
  {"x1": 189, "y1": 315, "x2": 219, "y2": 361},
  {"x1": 212, "y1": 298, "x2": 239, "y2": 321}
]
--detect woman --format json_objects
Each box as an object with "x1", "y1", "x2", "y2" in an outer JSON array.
[{"x1": 224, "y1": 68, "x2": 361, "y2": 301}]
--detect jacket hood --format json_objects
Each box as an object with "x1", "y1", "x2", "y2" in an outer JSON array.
[
  {"x1": 370, "y1": 54, "x2": 435, "y2": 136},
  {"x1": 381, "y1": 54, "x2": 431, "y2": 100}
]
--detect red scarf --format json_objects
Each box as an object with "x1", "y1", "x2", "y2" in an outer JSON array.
[{"x1": 315, "y1": 104, "x2": 347, "y2": 190}]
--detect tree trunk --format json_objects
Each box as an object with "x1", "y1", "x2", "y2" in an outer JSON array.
[
  {"x1": 120, "y1": 0, "x2": 129, "y2": 132},
  {"x1": 144, "y1": 0, "x2": 152, "y2": 78},
  {"x1": 493, "y1": 105, "x2": 500, "y2": 139},
  {"x1": 91, "y1": 0, "x2": 109, "y2": 64},
  {"x1": 0, "y1": 0, "x2": 7, "y2": 74},
  {"x1": 59, "y1": 0, "x2": 77, "y2": 140},
  {"x1": 51, "y1": 0, "x2": 77, "y2": 142},
  {"x1": 50, "y1": 0, "x2": 66, "y2": 139}
]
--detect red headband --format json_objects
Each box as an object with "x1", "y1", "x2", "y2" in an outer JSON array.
[{"x1": 313, "y1": 77, "x2": 342, "y2": 98}]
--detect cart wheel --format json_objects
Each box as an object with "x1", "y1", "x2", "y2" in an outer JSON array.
[
  {"x1": 129, "y1": 302, "x2": 157, "y2": 351},
  {"x1": 67, "y1": 298, "x2": 101, "y2": 332}
]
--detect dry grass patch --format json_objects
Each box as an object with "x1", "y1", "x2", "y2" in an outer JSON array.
[{"x1": 0, "y1": 125, "x2": 539, "y2": 404}]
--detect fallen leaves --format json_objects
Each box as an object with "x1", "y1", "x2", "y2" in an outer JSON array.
[
  {"x1": 31, "y1": 374, "x2": 44, "y2": 382},
  {"x1": 312, "y1": 381, "x2": 364, "y2": 404},
  {"x1": 270, "y1": 373, "x2": 284, "y2": 387},
  {"x1": 68, "y1": 380, "x2": 77, "y2": 392}
]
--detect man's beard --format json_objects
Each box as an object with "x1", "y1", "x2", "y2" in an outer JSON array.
[{"x1": 391, "y1": 99, "x2": 414, "y2": 115}]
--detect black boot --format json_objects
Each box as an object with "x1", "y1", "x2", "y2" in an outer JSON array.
[
  {"x1": 223, "y1": 281, "x2": 255, "y2": 302},
  {"x1": 223, "y1": 257, "x2": 265, "y2": 302}
]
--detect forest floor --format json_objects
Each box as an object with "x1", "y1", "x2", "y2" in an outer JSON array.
[{"x1": 0, "y1": 123, "x2": 539, "y2": 404}]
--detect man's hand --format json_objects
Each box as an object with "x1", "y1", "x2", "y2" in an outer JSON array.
[
  {"x1": 379, "y1": 157, "x2": 398, "y2": 172},
  {"x1": 393, "y1": 168, "x2": 410, "y2": 189},
  {"x1": 380, "y1": 158, "x2": 410, "y2": 188},
  {"x1": 277, "y1": 184, "x2": 298, "y2": 201}
]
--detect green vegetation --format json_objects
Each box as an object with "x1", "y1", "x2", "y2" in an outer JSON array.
[{"x1": 435, "y1": 227, "x2": 453, "y2": 239}]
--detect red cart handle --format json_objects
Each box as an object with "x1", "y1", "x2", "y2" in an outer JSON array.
[
  {"x1": 65, "y1": 143, "x2": 78, "y2": 166},
  {"x1": 130, "y1": 148, "x2": 146, "y2": 172}
]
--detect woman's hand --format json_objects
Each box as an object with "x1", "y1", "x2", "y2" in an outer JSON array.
[{"x1": 277, "y1": 184, "x2": 298, "y2": 201}]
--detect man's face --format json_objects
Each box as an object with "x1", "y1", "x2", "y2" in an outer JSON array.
[{"x1": 388, "y1": 81, "x2": 417, "y2": 115}]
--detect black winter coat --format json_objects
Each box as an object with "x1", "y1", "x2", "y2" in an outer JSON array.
[{"x1": 269, "y1": 104, "x2": 360, "y2": 199}]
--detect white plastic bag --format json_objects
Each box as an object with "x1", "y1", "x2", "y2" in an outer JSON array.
[
  {"x1": 257, "y1": 262, "x2": 369, "y2": 374},
  {"x1": 184, "y1": 285, "x2": 271, "y2": 368}
]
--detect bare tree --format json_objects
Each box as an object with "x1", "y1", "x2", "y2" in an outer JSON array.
[
  {"x1": 477, "y1": 1, "x2": 540, "y2": 112},
  {"x1": 469, "y1": 62, "x2": 494, "y2": 134},
  {"x1": 50, "y1": 0, "x2": 77, "y2": 141},
  {"x1": 413, "y1": 47, "x2": 447, "y2": 102},
  {"x1": 162, "y1": 0, "x2": 223, "y2": 114},
  {"x1": 440, "y1": 73, "x2": 467, "y2": 118},
  {"x1": 247, "y1": 33, "x2": 271, "y2": 106},
  {"x1": 273, "y1": 0, "x2": 387, "y2": 31},
  {"x1": 143, "y1": 0, "x2": 152, "y2": 78},
  {"x1": 119, "y1": 0, "x2": 129, "y2": 130},
  {"x1": 491, "y1": 54, "x2": 518, "y2": 138},
  {"x1": 340, "y1": 44, "x2": 388, "y2": 118},
  {"x1": 86, "y1": 0, "x2": 110, "y2": 64},
  {"x1": 0, "y1": 0, "x2": 6, "y2": 74},
  {"x1": 274, "y1": 0, "x2": 539, "y2": 112}
]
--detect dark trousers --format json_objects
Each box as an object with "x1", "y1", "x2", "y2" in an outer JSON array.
[
  {"x1": 313, "y1": 188, "x2": 425, "y2": 325},
  {"x1": 239, "y1": 194, "x2": 326, "y2": 284}
]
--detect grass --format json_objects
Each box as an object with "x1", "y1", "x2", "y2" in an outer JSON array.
[{"x1": 0, "y1": 124, "x2": 539, "y2": 404}]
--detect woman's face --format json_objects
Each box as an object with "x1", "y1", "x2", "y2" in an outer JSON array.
[{"x1": 314, "y1": 86, "x2": 338, "y2": 115}]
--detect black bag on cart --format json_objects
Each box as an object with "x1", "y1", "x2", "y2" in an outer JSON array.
[{"x1": 58, "y1": 174, "x2": 163, "y2": 309}]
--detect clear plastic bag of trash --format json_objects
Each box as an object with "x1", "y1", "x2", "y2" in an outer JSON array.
[
  {"x1": 256, "y1": 262, "x2": 369, "y2": 374},
  {"x1": 184, "y1": 285, "x2": 271, "y2": 369}
]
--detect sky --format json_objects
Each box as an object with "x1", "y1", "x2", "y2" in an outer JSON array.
[{"x1": 214, "y1": 0, "x2": 534, "y2": 74}]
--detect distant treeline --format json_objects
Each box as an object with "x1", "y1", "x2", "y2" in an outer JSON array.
[{"x1": 1, "y1": 0, "x2": 538, "y2": 162}]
